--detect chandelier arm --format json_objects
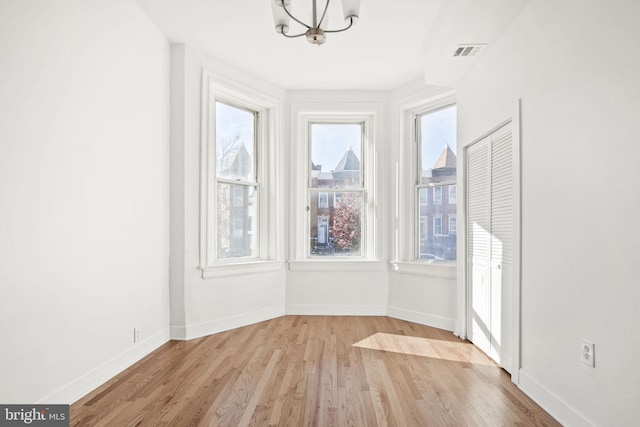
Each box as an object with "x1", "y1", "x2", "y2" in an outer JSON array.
[
  {"x1": 279, "y1": 0, "x2": 311, "y2": 29},
  {"x1": 317, "y1": 0, "x2": 330, "y2": 29},
  {"x1": 281, "y1": 31, "x2": 308, "y2": 38},
  {"x1": 323, "y1": 16, "x2": 355, "y2": 34}
]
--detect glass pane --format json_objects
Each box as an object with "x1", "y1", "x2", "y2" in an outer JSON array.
[
  {"x1": 310, "y1": 123, "x2": 362, "y2": 189},
  {"x1": 216, "y1": 101, "x2": 255, "y2": 181},
  {"x1": 417, "y1": 185, "x2": 456, "y2": 261},
  {"x1": 217, "y1": 183, "x2": 258, "y2": 259},
  {"x1": 309, "y1": 191, "x2": 362, "y2": 257},
  {"x1": 420, "y1": 105, "x2": 456, "y2": 184}
]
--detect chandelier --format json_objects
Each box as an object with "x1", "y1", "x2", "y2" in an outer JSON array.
[{"x1": 270, "y1": 0, "x2": 361, "y2": 45}]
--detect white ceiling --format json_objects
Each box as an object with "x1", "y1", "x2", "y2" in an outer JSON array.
[{"x1": 135, "y1": 0, "x2": 529, "y2": 91}]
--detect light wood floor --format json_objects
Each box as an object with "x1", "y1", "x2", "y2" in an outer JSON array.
[{"x1": 71, "y1": 316, "x2": 559, "y2": 426}]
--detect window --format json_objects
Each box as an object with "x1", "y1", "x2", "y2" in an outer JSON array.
[
  {"x1": 433, "y1": 187, "x2": 442, "y2": 205},
  {"x1": 420, "y1": 216, "x2": 428, "y2": 239},
  {"x1": 433, "y1": 216, "x2": 443, "y2": 236},
  {"x1": 419, "y1": 188, "x2": 428, "y2": 205},
  {"x1": 416, "y1": 104, "x2": 457, "y2": 261},
  {"x1": 308, "y1": 123, "x2": 363, "y2": 257},
  {"x1": 199, "y1": 72, "x2": 282, "y2": 277},
  {"x1": 215, "y1": 101, "x2": 258, "y2": 260},
  {"x1": 318, "y1": 192, "x2": 329, "y2": 208}
]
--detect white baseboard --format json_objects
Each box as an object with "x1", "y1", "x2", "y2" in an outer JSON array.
[
  {"x1": 386, "y1": 306, "x2": 456, "y2": 331},
  {"x1": 285, "y1": 305, "x2": 387, "y2": 316},
  {"x1": 519, "y1": 370, "x2": 597, "y2": 427},
  {"x1": 171, "y1": 306, "x2": 285, "y2": 341},
  {"x1": 36, "y1": 328, "x2": 170, "y2": 405}
]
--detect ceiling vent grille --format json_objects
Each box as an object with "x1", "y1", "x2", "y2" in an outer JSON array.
[{"x1": 453, "y1": 44, "x2": 486, "y2": 57}]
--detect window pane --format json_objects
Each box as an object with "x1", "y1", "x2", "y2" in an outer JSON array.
[
  {"x1": 217, "y1": 183, "x2": 257, "y2": 259},
  {"x1": 418, "y1": 184, "x2": 456, "y2": 260},
  {"x1": 433, "y1": 187, "x2": 442, "y2": 205},
  {"x1": 310, "y1": 123, "x2": 362, "y2": 189},
  {"x1": 216, "y1": 101, "x2": 255, "y2": 181},
  {"x1": 309, "y1": 191, "x2": 362, "y2": 257},
  {"x1": 417, "y1": 104, "x2": 456, "y2": 261},
  {"x1": 449, "y1": 185, "x2": 457, "y2": 204},
  {"x1": 420, "y1": 106, "x2": 456, "y2": 184}
]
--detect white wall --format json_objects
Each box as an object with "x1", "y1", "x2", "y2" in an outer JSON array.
[
  {"x1": 284, "y1": 91, "x2": 390, "y2": 315},
  {"x1": 457, "y1": 1, "x2": 640, "y2": 425},
  {"x1": 387, "y1": 81, "x2": 459, "y2": 331},
  {"x1": 0, "y1": 0, "x2": 170, "y2": 403},
  {"x1": 169, "y1": 46, "x2": 287, "y2": 340}
]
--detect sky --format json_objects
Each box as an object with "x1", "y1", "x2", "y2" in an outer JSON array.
[
  {"x1": 216, "y1": 102, "x2": 456, "y2": 174},
  {"x1": 421, "y1": 105, "x2": 457, "y2": 171},
  {"x1": 215, "y1": 100, "x2": 254, "y2": 153},
  {"x1": 310, "y1": 123, "x2": 362, "y2": 172}
]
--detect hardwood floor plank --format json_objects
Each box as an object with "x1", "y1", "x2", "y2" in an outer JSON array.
[{"x1": 70, "y1": 316, "x2": 560, "y2": 426}]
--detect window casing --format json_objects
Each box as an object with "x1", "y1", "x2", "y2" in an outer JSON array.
[
  {"x1": 291, "y1": 108, "x2": 379, "y2": 265},
  {"x1": 199, "y1": 71, "x2": 282, "y2": 277}
]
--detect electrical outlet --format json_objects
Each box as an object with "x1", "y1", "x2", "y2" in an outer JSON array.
[
  {"x1": 581, "y1": 340, "x2": 595, "y2": 367},
  {"x1": 134, "y1": 328, "x2": 141, "y2": 344}
]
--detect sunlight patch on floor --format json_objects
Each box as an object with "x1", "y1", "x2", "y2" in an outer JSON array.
[{"x1": 352, "y1": 333, "x2": 497, "y2": 366}]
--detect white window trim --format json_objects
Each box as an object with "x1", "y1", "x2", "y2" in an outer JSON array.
[
  {"x1": 449, "y1": 185, "x2": 457, "y2": 204},
  {"x1": 199, "y1": 69, "x2": 284, "y2": 278},
  {"x1": 393, "y1": 92, "x2": 457, "y2": 275},
  {"x1": 449, "y1": 215, "x2": 457, "y2": 235},
  {"x1": 289, "y1": 103, "x2": 382, "y2": 265}
]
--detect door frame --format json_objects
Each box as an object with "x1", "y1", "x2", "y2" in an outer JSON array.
[{"x1": 457, "y1": 100, "x2": 522, "y2": 384}]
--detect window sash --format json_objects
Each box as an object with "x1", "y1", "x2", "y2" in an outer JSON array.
[
  {"x1": 415, "y1": 182, "x2": 457, "y2": 261},
  {"x1": 307, "y1": 121, "x2": 366, "y2": 258},
  {"x1": 214, "y1": 100, "x2": 260, "y2": 261}
]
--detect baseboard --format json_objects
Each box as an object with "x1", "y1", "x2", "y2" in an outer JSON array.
[
  {"x1": 172, "y1": 306, "x2": 285, "y2": 341},
  {"x1": 518, "y1": 370, "x2": 597, "y2": 427},
  {"x1": 36, "y1": 327, "x2": 170, "y2": 405},
  {"x1": 285, "y1": 305, "x2": 388, "y2": 316},
  {"x1": 386, "y1": 306, "x2": 456, "y2": 332}
]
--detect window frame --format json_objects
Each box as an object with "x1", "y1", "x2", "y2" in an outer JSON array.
[
  {"x1": 290, "y1": 105, "x2": 381, "y2": 268},
  {"x1": 414, "y1": 103, "x2": 457, "y2": 263},
  {"x1": 307, "y1": 120, "x2": 365, "y2": 258},
  {"x1": 199, "y1": 70, "x2": 283, "y2": 278},
  {"x1": 391, "y1": 92, "x2": 457, "y2": 275}
]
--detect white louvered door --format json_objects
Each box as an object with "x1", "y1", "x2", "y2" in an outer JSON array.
[{"x1": 466, "y1": 121, "x2": 514, "y2": 372}]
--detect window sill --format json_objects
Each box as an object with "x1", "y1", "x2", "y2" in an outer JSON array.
[
  {"x1": 200, "y1": 260, "x2": 285, "y2": 279},
  {"x1": 288, "y1": 260, "x2": 387, "y2": 273},
  {"x1": 389, "y1": 261, "x2": 457, "y2": 279}
]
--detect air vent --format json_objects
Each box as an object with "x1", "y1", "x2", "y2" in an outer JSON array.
[{"x1": 453, "y1": 44, "x2": 486, "y2": 57}]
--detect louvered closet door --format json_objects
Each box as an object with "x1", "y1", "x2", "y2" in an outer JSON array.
[
  {"x1": 466, "y1": 121, "x2": 514, "y2": 373},
  {"x1": 466, "y1": 135, "x2": 492, "y2": 359},
  {"x1": 489, "y1": 122, "x2": 513, "y2": 372}
]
